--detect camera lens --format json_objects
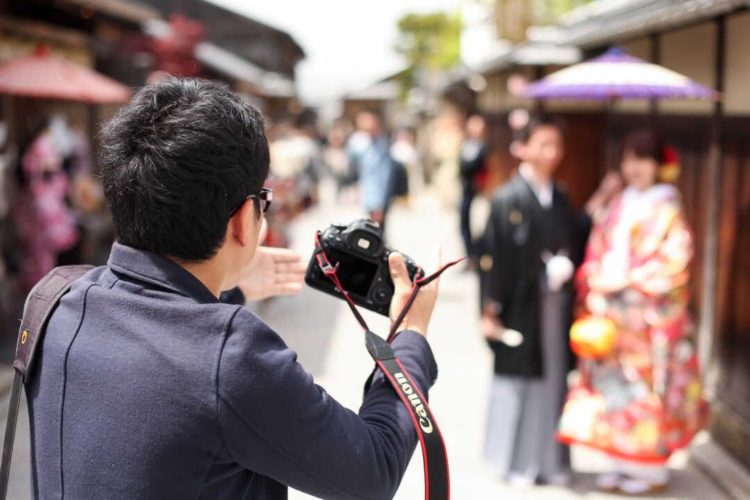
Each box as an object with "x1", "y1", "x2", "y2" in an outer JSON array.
[{"x1": 373, "y1": 287, "x2": 389, "y2": 304}]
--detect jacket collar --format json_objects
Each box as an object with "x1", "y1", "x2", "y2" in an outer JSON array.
[
  {"x1": 107, "y1": 242, "x2": 218, "y2": 304},
  {"x1": 514, "y1": 170, "x2": 560, "y2": 210}
]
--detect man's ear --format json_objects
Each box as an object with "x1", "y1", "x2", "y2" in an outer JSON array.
[
  {"x1": 259, "y1": 218, "x2": 268, "y2": 243},
  {"x1": 229, "y1": 199, "x2": 257, "y2": 246}
]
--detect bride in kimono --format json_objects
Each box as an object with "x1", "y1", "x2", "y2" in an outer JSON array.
[{"x1": 558, "y1": 130, "x2": 706, "y2": 495}]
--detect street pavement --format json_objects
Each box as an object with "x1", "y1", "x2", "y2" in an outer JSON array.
[{"x1": 0, "y1": 185, "x2": 733, "y2": 499}]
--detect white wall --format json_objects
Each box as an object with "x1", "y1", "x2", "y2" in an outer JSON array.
[{"x1": 658, "y1": 22, "x2": 716, "y2": 115}]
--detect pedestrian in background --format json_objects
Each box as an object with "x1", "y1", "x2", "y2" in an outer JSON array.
[
  {"x1": 479, "y1": 116, "x2": 618, "y2": 487},
  {"x1": 348, "y1": 110, "x2": 394, "y2": 230},
  {"x1": 323, "y1": 122, "x2": 356, "y2": 200},
  {"x1": 559, "y1": 130, "x2": 706, "y2": 495},
  {"x1": 390, "y1": 126, "x2": 420, "y2": 200},
  {"x1": 458, "y1": 114, "x2": 488, "y2": 265}
]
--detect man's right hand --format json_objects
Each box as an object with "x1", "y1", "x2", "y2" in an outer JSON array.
[
  {"x1": 480, "y1": 313, "x2": 503, "y2": 341},
  {"x1": 480, "y1": 301, "x2": 504, "y2": 340},
  {"x1": 388, "y1": 251, "x2": 440, "y2": 336}
]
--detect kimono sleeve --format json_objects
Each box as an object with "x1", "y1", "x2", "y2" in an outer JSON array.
[{"x1": 629, "y1": 204, "x2": 693, "y2": 296}]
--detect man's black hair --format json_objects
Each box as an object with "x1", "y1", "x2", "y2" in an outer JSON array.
[
  {"x1": 99, "y1": 77, "x2": 269, "y2": 261},
  {"x1": 518, "y1": 114, "x2": 566, "y2": 143}
]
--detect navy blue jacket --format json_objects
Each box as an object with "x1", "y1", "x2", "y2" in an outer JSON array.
[{"x1": 26, "y1": 243, "x2": 438, "y2": 499}]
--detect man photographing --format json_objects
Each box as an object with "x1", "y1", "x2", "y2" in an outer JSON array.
[{"x1": 26, "y1": 79, "x2": 440, "y2": 499}]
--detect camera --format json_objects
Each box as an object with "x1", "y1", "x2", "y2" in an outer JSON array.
[{"x1": 305, "y1": 219, "x2": 423, "y2": 316}]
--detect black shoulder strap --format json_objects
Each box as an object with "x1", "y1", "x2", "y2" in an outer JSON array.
[
  {"x1": 0, "y1": 265, "x2": 93, "y2": 499},
  {"x1": 14, "y1": 265, "x2": 94, "y2": 382}
]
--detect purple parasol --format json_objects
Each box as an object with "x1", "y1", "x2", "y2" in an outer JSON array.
[{"x1": 523, "y1": 47, "x2": 717, "y2": 100}]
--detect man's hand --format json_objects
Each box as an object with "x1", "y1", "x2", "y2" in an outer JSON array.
[
  {"x1": 480, "y1": 314, "x2": 503, "y2": 341},
  {"x1": 389, "y1": 250, "x2": 440, "y2": 336},
  {"x1": 237, "y1": 246, "x2": 306, "y2": 301},
  {"x1": 480, "y1": 299, "x2": 504, "y2": 340}
]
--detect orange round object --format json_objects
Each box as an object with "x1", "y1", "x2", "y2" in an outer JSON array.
[{"x1": 570, "y1": 315, "x2": 618, "y2": 359}]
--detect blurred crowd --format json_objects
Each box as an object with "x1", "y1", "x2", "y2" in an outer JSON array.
[
  {"x1": 265, "y1": 108, "x2": 424, "y2": 244},
  {"x1": 0, "y1": 106, "x2": 426, "y2": 339}
]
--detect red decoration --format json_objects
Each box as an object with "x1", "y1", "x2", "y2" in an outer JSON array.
[
  {"x1": 151, "y1": 15, "x2": 205, "y2": 77},
  {"x1": 0, "y1": 45, "x2": 131, "y2": 103},
  {"x1": 663, "y1": 145, "x2": 678, "y2": 165}
]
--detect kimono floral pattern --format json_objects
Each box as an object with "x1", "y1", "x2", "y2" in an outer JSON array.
[{"x1": 558, "y1": 186, "x2": 706, "y2": 463}]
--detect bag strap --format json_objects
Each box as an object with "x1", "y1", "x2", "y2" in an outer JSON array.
[{"x1": 0, "y1": 265, "x2": 93, "y2": 499}]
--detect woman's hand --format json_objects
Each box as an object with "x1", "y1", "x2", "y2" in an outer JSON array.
[
  {"x1": 599, "y1": 171, "x2": 624, "y2": 197},
  {"x1": 585, "y1": 171, "x2": 623, "y2": 216}
]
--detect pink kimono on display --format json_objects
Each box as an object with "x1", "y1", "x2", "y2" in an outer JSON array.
[{"x1": 13, "y1": 132, "x2": 78, "y2": 291}]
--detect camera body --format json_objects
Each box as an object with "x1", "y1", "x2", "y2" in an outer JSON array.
[{"x1": 305, "y1": 219, "x2": 423, "y2": 316}]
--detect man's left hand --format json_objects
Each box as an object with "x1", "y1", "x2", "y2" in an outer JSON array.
[{"x1": 237, "y1": 246, "x2": 306, "y2": 301}]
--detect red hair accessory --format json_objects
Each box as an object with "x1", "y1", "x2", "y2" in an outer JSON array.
[
  {"x1": 660, "y1": 145, "x2": 680, "y2": 182},
  {"x1": 663, "y1": 145, "x2": 678, "y2": 165}
]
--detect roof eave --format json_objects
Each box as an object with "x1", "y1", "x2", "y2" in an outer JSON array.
[{"x1": 558, "y1": 0, "x2": 747, "y2": 48}]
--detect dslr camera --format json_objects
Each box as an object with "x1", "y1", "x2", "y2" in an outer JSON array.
[{"x1": 306, "y1": 219, "x2": 423, "y2": 316}]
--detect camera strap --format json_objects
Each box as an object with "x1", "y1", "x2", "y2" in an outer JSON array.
[{"x1": 314, "y1": 232, "x2": 462, "y2": 500}]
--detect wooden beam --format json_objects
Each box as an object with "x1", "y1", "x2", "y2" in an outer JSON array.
[
  {"x1": 697, "y1": 14, "x2": 726, "y2": 394},
  {"x1": 649, "y1": 32, "x2": 660, "y2": 117},
  {"x1": 0, "y1": 15, "x2": 89, "y2": 48},
  {"x1": 57, "y1": 0, "x2": 160, "y2": 25}
]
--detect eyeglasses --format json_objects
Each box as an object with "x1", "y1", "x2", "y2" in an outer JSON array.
[{"x1": 230, "y1": 187, "x2": 273, "y2": 217}]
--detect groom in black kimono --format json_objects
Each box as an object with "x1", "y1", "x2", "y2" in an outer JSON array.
[{"x1": 479, "y1": 117, "x2": 616, "y2": 486}]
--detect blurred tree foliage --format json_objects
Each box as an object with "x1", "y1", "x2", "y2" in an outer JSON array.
[
  {"x1": 394, "y1": 11, "x2": 462, "y2": 99},
  {"x1": 496, "y1": 0, "x2": 593, "y2": 42},
  {"x1": 533, "y1": 0, "x2": 594, "y2": 24}
]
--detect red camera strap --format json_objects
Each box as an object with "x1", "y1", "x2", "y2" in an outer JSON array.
[{"x1": 314, "y1": 232, "x2": 462, "y2": 500}]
